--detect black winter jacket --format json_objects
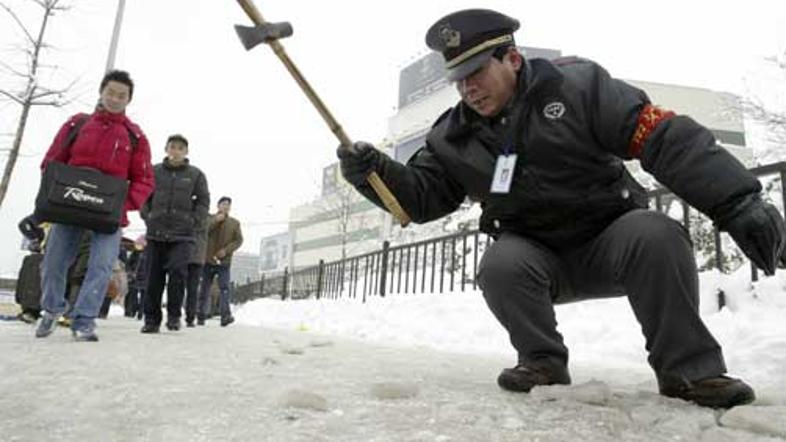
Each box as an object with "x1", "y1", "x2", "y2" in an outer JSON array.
[
  {"x1": 142, "y1": 158, "x2": 210, "y2": 242},
  {"x1": 352, "y1": 57, "x2": 760, "y2": 250}
]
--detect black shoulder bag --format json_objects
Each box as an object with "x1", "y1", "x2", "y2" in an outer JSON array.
[{"x1": 34, "y1": 116, "x2": 137, "y2": 234}]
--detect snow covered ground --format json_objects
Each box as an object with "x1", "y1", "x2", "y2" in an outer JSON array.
[
  {"x1": 2, "y1": 266, "x2": 785, "y2": 441},
  {"x1": 236, "y1": 267, "x2": 786, "y2": 405}
]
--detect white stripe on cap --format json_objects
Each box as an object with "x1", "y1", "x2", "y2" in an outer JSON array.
[{"x1": 445, "y1": 34, "x2": 513, "y2": 69}]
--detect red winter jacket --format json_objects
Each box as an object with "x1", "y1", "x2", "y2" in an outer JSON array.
[{"x1": 41, "y1": 111, "x2": 155, "y2": 227}]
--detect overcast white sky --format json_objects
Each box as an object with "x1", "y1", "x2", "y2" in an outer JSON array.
[{"x1": 1, "y1": 0, "x2": 785, "y2": 276}]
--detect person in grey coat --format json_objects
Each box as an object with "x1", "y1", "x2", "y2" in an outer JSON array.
[{"x1": 337, "y1": 9, "x2": 786, "y2": 409}]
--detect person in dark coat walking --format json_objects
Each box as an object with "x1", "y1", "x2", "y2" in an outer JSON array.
[
  {"x1": 140, "y1": 134, "x2": 209, "y2": 333},
  {"x1": 124, "y1": 236, "x2": 147, "y2": 319},
  {"x1": 336, "y1": 9, "x2": 786, "y2": 409},
  {"x1": 184, "y1": 219, "x2": 208, "y2": 327}
]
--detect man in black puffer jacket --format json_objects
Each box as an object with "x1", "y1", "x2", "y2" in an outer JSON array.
[
  {"x1": 140, "y1": 134, "x2": 210, "y2": 333},
  {"x1": 337, "y1": 9, "x2": 786, "y2": 409}
]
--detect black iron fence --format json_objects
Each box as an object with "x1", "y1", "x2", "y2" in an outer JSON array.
[{"x1": 235, "y1": 161, "x2": 786, "y2": 304}]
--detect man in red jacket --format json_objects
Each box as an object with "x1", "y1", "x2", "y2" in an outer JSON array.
[{"x1": 35, "y1": 70, "x2": 154, "y2": 342}]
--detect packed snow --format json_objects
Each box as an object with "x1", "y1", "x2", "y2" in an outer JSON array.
[
  {"x1": 236, "y1": 267, "x2": 786, "y2": 402},
  {"x1": 230, "y1": 265, "x2": 786, "y2": 440},
  {"x1": 2, "y1": 266, "x2": 785, "y2": 441}
]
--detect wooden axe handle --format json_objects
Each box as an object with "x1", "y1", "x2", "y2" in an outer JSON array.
[{"x1": 235, "y1": 0, "x2": 411, "y2": 227}]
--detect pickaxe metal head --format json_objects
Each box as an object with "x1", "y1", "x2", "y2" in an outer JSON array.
[{"x1": 234, "y1": 22, "x2": 293, "y2": 50}]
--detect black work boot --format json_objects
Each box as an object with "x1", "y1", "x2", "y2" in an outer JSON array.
[
  {"x1": 658, "y1": 374, "x2": 755, "y2": 409},
  {"x1": 497, "y1": 359, "x2": 571, "y2": 392},
  {"x1": 166, "y1": 318, "x2": 181, "y2": 331},
  {"x1": 140, "y1": 323, "x2": 160, "y2": 334}
]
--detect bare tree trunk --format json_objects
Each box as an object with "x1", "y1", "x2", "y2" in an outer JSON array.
[
  {"x1": 0, "y1": 102, "x2": 34, "y2": 207},
  {"x1": 0, "y1": 1, "x2": 56, "y2": 208}
]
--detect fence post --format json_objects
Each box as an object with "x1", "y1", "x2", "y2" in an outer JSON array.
[
  {"x1": 282, "y1": 266, "x2": 289, "y2": 301},
  {"x1": 713, "y1": 227, "x2": 724, "y2": 273},
  {"x1": 717, "y1": 288, "x2": 726, "y2": 311},
  {"x1": 340, "y1": 258, "x2": 346, "y2": 298},
  {"x1": 316, "y1": 259, "x2": 325, "y2": 300},
  {"x1": 780, "y1": 169, "x2": 786, "y2": 218},
  {"x1": 681, "y1": 200, "x2": 690, "y2": 238}
]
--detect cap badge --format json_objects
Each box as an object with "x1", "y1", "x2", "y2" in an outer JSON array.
[{"x1": 439, "y1": 23, "x2": 461, "y2": 48}]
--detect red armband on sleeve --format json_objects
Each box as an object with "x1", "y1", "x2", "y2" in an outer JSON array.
[{"x1": 628, "y1": 104, "x2": 675, "y2": 158}]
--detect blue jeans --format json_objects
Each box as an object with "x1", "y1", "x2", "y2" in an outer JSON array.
[
  {"x1": 198, "y1": 264, "x2": 232, "y2": 319},
  {"x1": 40, "y1": 223, "x2": 121, "y2": 331}
]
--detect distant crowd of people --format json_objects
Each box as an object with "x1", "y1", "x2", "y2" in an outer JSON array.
[{"x1": 15, "y1": 70, "x2": 243, "y2": 342}]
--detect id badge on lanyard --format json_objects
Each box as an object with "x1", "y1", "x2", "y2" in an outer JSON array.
[{"x1": 491, "y1": 154, "x2": 517, "y2": 193}]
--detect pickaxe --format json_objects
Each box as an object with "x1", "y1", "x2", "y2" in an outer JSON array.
[{"x1": 233, "y1": 0, "x2": 411, "y2": 227}]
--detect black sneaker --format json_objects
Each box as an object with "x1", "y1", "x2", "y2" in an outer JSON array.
[
  {"x1": 165, "y1": 319, "x2": 181, "y2": 331},
  {"x1": 220, "y1": 316, "x2": 235, "y2": 327},
  {"x1": 140, "y1": 323, "x2": 160, "y2": 334},
  {"x1": 35, "y1": 312, "x2": 59, "y2": 338},
  {"x1": 196, "y1": 317, "x2": 205, "y2": 326},
  {"x1": 659, "y1": 375, "x2": 755, "y2": 409},
  {"x1": 497, "y1": 360, "x2": 571, "y2": 393},
  {"x1": 18, "y1": 311, "x2": 38, "y2": 324},
  {"x1": 186, "y1": 320, "x2": 195, "y2": 328}
]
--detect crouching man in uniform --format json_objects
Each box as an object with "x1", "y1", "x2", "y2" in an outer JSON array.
[{"x1": 336, "y1": 9, "x2": 786, "y2": 409}]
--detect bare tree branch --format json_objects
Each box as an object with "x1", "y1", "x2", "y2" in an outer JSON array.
[
  {"x1": 0, "y1": 89, "x2": 24, "y2": 105},
  {"x1": 0, "y1": 0, "x2": 74, "y2": 207},
  {"x1": 28, "y1": 77, "x2": 78, "y2": 102},
  {"x1": 30, "y1": 90, "x2": 62, "y2": 100},
  {"x1": 31, "y1": 90, "x2": 79, "y2": 108},
  {"x1": 0, "y1": 3, "x2": 36, "y2": 46},
  {"x1": 30, "y1": 100, "x2": 64, "y2": 106},
  {"x1": 0, "y1": 59, "x2": 29, "y2": 78}
]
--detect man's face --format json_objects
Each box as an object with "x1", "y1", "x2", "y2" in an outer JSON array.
[
  {"x1": 456, "y1": 48, "x2": 521, "y2": 118},
  {"x1": 99, "y1": 80, "x2": 131, "y2": 114},
  {"x1": 165, "y1": 140, "x2": 188, "y2": 164},
  {"x1": 218, "y1": 201, "x2": 232, "y2": 214}
]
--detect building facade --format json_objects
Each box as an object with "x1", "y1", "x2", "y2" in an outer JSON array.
[
  {"x1": 229, "y1": 251, "x2": 260, "y2": 285},
  {"x1": 288, "y1": 163, "x2": 388, "y2": 269},
  {"x1": 259, "y1": 231, "x2": 290, "y2": 273}
]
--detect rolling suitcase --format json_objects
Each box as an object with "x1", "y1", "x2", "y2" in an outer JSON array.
[{"x1": 15, "y1": 253, "x2": 44, "y2": 312}]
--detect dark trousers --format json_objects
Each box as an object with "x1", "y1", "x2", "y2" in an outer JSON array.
[
  {"x1": 184, "y1": 263, "x2": 203, "y2": 323},
  {"x1": 477, "y1": 209, "x2": 726, "y2": 384},
  {"x1": 198, "y1": 264, "x2": 232, "y2": 320},
  {"x1": 124, "y1": 286, "x2": 143, "y2": 318},
  {"x1": 143, "y1": 240, "x2": 192, "y2": 326},
  {"x1": 98, "y1": 295, "x2": 111, "y2": 318}
]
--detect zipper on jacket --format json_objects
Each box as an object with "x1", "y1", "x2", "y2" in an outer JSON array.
[
  {"x1": 111, "y1": 139, "x2": 119, "y2": 162},
  {"x1": 168, "y1": 170, "x2": 176, "y2": 215}
]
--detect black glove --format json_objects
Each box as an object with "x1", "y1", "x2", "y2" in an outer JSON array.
[
  {"x1": 336, "y1": 141, "x2": 379, "y2": 187},
  {"x1": 18, "y1": 214, "x2": 44, "y2": 242},
  {"x1": 718, "y1": 196, "x2": 786, "y2": 276}
]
